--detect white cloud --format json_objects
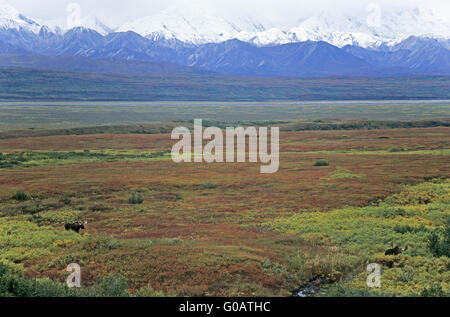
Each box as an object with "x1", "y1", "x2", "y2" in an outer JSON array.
[{"x1": 7, "y1": 0, "x2": 450, "y2": 29}]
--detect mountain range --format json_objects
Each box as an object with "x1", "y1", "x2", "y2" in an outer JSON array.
[
  {"x1": 0, "y1": 0, "x2": 449, "y2": 77},
  {"x1": 117, "y1": 1, "x2": 450, "y2": 48}
]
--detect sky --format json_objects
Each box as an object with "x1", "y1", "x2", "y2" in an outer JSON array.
[{"x1": 8, "y1": 0, "x2": 450, "y2": 29}]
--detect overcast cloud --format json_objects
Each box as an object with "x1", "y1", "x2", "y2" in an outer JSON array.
[{"x1": 8, "y1": 0, "x2": 450, "y2": 29}]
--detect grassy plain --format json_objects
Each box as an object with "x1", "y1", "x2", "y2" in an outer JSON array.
[
  {"x1": 1, "y1": 101, "x2": 450, "y2": 131},
  {"x1": 0, "y1": 69, "x2": 449, "y2": 102},
  {"x1": 0, "y1": 120, "x2": 449, "y2": 296}
]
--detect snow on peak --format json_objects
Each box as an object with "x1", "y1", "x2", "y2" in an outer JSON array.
[
  {"x1": 288, "y1": 12, "x2": 387, "y2": 48},
  {"x1": 283, "y1": 7, "x2": 450, "y2": 48},
  {"x1": 236, "y1": 28, "x2": 292, "y2": 46},
  {"x1": 76, "y1": 15, "x2": 114, "y2": 35},
  {"x1": 118, "y1": 1, "x2": 271, "y2": 44},
  {"x1": 119, "y1": 3, "x2": 236, "y2": 43},
  {"x1": 117, "y1": 3, "x2": 449, "y2": 48},
  {"x1": 0, "y1": 0, "x2": 40, "y2": 32},
  {"x1": 39, "y1": 14, "x2": 114, "y2": 36},
  {"x1": 0, "y1": 1, "x2": 449, "y2": 48}
]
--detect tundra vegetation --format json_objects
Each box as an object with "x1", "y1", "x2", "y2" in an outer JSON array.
[
  {"x1": 0, "y1": 114, "x2": 448, "y2": 297},
  {"x1": 0, "y1": 70, "x2": 449, "y2": 102}
]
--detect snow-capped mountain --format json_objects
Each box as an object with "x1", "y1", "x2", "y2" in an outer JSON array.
[
  {"x1": 236, "y1": 28, "x2": 292, "y2": 47},
  {"x1": 117, "y1": 3, "x2": 450, "y2": 48},
  {"x1": 2, "y1": 0, "x2": 449, "y2": 48},
  {"x1": 233, "y1": 7, "x2": 450, "y2": 48},
  {"x1": 285, "y1": 8, "x2": 450, "y2": 48},
  {"x1": 0, "y1": 0, "x2": 40, "y2": 32},
  {"x1": 69, "y1": 15, "x2": 114, "y2": 36},
  {"x1": 117, "y1": 0, "x2": 271, "y2": 45},
  {"x1": 40, "y1": 15, "x2": 113, "y2": 36},
  {"x1": 287, "y1": 14, "x2": 386, "y2": 48},
  {"x1": 0, "y1": 0, "x2": 449, "y2": 77},
  {"x1": 71, "y1": 16, "x2": 114, "y2": 36}
]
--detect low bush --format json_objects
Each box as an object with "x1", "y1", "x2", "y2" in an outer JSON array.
[
  {"x1": 89, "y1": 205, "x2": 110, "y2": 212},
  {"x1": 80, "y1": 236, "x2": 122, "y2": 252},
  {"x1": 93, "y1": 274, "x2": 129, "y2": 297},
  {"x1": 314, "y1": 160, "x2": 330, "y2": 167},
  {"x1": 135, "y1": 286, "x2": 165, "y2": 297},
  {"x1": 323, "y1": 283, "x2": 393, "y2": 297},
  {"x1": 11, "y1": 191, "x2": 29, "y2": 202},
  {"x1": 0, "y1": 262, "x2": 74, "y2": 297},
  {"x1": 128, "y1": 193, "x2": 144, "y2": 205},
  {"x1": 0, "y1": 263, "x2": 163, "y2": 297},
  {"x1": 393, "y1": 224, "x2": 429, "y2": 235},
  {"x1": 199, "y1": 183, "x2": 218, "y2": 190},
  {"x1": 421, "y1": 283, "x2": 447, "y2": 297},
  {"x1": 428, "y1": 217, "x2": 450, "y2": 257},
  {"x1": 166, "y1": 238, "x2": 184, "y2": 245},
  {"x1": 390, "y1": 147, "x2": 406, "y2": 153},
  {"x1": 60, "y1": 198, "x2": 72, "y2": 205}
]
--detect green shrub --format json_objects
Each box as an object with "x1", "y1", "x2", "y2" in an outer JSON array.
[
  {"x1": 12, "y1": 191, "x2": 29, "y2": 202},
  {"x1": 81, "y1": 236, "x2": 122, "y2": 252},
  {"x1": 135, "y1": 286, "x2": 165, "y2": 297},
  {"x1": 390, "y1": 147, "x2": 406, "y2": 153},
  {"x1": 166, "y1": 238, "x2": 184, "y2": 245},
  {"x1": 421, "y1": 283, "x2": 447, "y2": 297},
  {"x1": 128, "y1": 193, "x2": 144, "y2": 205},
  {"x1": 21, "y1": 201, "x2": 45, "y2": 215},
  {"x1": 323, "y1": 283, "x2": 393, "y2": 297},
  {"x1": 428, "y1": 218, "x2": 450, "y2": 257},
  {"x1": 394, "y1": 224, "x2": 429, "y2": 235},
  {"x1": 93, "y1": 274, "x2": 129, "y2": 297},
  {"x1": 60, "y1": 198, "x2": 72, "y2": 205},
  {"x1": 0, "y1": 263, "x2": 137, "y2": 297},
  {"x1": 396, "y1": 267, "x2": 415, "y2": 283},
  {"x1": 388, "y1": 189, "x2": 440, "y2": 205},
  {"x1": 314, "y1": 160, "x2": 330, "y2": 167},
  {"x1": 0, "y1": 263, "x2": 73, "y2": 297},
  {"x1": 89, "y1": 205, "x2": 109, "y2": 212},
  {"x1": 29, "y1": 210, "x2": 84, "y2": 226},
  {"x1": 199, "y1": 183, "x2": 218, "y2": 190}
]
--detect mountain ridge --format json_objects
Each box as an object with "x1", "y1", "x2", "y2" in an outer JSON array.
[
  {"x1": 0, "y1": 53, "x2": 215, "y2": 75},
  {"x1": 113, "y1": 2, "x2": 450, "y2": 48},
  {"x1": 0, "y1": 0, "x2": 449, "y2": 77},
  {"x1": 2, "y1": 0, "x2": 449, "y2": 48},
  {"x1": 0, "y1": 29, "x2": 449, "y2": 77}
]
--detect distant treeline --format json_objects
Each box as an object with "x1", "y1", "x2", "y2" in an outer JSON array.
[
  {"x1": 0, "y1": 123, "x2": 181, "y2": 140},
  {"x1": 1, "y1": 119, "x2": 448, "y2": 140},
  {"x1": 280, "y1": 120, "x2": 450, "y2": 131},
  {"x1": 0, "y1": 68, "x2": 449, "y2": 101}
]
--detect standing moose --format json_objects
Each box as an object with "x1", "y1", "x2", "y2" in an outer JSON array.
[{"x1": 65, "y1": 221, "x2": 88, "y2": 233}]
